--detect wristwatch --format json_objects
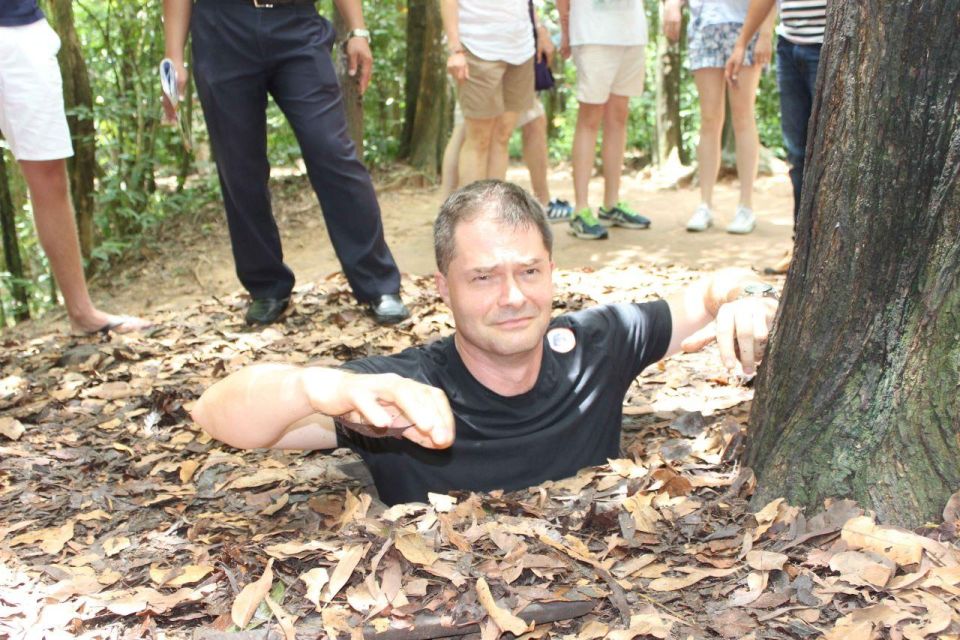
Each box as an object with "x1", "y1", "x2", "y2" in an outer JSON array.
[
  {"x1": 345, "y1": 28, "x2": 371, "y2": 42},
  {"x1": 739, "y1": 282, "x2": 779, "y2": 300}
]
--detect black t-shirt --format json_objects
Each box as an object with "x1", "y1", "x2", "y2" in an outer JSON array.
[
  {"x1": 338, "y1": 300, "x2": 672, "y2": 505},
  {"x1": 0, "y1": 0, "x2": 44, "y2": 26}
]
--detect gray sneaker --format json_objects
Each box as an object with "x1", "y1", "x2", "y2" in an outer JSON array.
[{"x1": 686, "y1": 203, "x2": 714, "y2": 232}]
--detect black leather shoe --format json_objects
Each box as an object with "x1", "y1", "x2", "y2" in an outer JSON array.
[
  {"x1": 244, "y1": 297, "x2": 290, "y2": 326},
  {"x1": 368, "y1": 294, "x2": 410, "y2": 325}
]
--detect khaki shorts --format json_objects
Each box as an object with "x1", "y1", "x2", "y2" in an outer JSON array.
[
  {"x1": 515, "y1": 97, "x2": 545, "y2": 128},
  {"x1": 0, "y1": 20, "x2": 73, "y2": 161},
  {"x1": 572, "y1": 44, "x2": 646, "y2": 104},
  {"x1": 458, "y1": 48, "x2": 535, "y2": 119}
]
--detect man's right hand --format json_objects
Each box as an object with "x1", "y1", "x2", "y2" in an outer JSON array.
[
  {"x1": 161, "y1": 57, "x2": 188, "y2": 124},
  {"x1": 447, "y1": 52, "x2": 469, "y2": 83},
  {"x1": 303, "y1": 370, "x2": 455, "y2": 449},
  {"x1": 663, "y1": 0, "x2": 682, "y2": 42},
  {"x1": 725, "y1": 43, "x2": 747, "y2": 84}
]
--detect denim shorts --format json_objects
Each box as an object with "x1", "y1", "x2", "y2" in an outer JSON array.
[{"x1": 687, "y1": 20, "x2": 757, "y2": 71}]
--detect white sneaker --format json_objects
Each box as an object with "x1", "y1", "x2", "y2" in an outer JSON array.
[
  {"x1": 686, "y1": 203, "x2": 713, "y2": 232},
  {"x1": 726, "y1": 205, "x2": 756, "y2": 234}
]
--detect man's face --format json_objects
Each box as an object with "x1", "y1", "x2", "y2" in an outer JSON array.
[{"x1": 436, "y1": 213, "x2": 554, "y2": 359}]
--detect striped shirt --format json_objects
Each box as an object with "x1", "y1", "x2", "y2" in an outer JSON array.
[{"x1": 778, "y1": 0, "x2": 826, "y2": 45}]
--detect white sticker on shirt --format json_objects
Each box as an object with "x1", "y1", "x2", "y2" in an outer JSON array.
[{"x1": 547, "y1": 327, "x2": 577, "y2": 354}]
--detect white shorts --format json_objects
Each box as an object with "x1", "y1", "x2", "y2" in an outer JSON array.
[
  {"x1": 0, "y1": 20, "x2": 74, "y2": 161},
  {"x1": 571, "y1": 44, "x2": 646, "y2": 104}
]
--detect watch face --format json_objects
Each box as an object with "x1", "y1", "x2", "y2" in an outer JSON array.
[{"x1": 744, "y1": 283, "x2": 774, "y2": 295}]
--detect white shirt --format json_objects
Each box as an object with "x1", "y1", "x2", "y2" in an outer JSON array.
[
  {"x1": 688, "y1": 0, "x2": 750, "y2": 26},
  {"x1": 458, "y1": 0, "x2": 535, "y2": 65},
  {"x1": 569, "y1": 0, "x2": 648, "y2": 47}
]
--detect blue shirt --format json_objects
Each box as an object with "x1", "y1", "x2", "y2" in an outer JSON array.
[{"x1": 0, "y1": 0, "x2": 44, "y2": 27}]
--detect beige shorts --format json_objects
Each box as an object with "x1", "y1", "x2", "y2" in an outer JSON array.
[
  {"x1": 458, "y1": 48, "x2": 535, "y2": 120},
  {"x1": 515, "y1": 97, "x2": 545, "y2": 128},
  {"x1": 0, "y1": 20, "x2": 73, "y2": 161},
  {"x1": 572, "y1": 44, "x2": 646, "y2": 104}
]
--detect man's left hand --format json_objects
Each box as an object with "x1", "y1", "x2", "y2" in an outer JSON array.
[
  {"x1": 345, "y1": 36, "x2": 373, "y2": 94},
  {"x1": 681, "y1": 297, "x2": 778, "y2": 375}
]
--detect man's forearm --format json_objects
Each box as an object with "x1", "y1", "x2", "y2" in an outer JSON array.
[
  {"x1": 162, "y1": 0, "x2": 192, "y2": 62},
  {"x1": 440, "y1": 0, "x2": 462, "y2": 51},
  {"x1": 192, "y1": 364, "x2": 344, "y2": 449},
  {"x1": 736, "y1": 0, "x2": 777, "y2": 45},
  {"x1": 557, "y1": 0, "x2": 570, "y2": 37},
  {"x1": 759, "y1": 1, "x2": 778, "y2": 36},
  {"x1": 332, "y1": 0, "x2": 367, "y2": 31}
]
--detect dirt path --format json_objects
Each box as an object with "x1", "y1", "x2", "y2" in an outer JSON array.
[{"x1": 26, "y1": 162, "x2": 795, "y2": 331}]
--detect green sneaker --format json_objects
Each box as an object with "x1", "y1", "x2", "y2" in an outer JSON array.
[
  {"x1": 598, "y1": 202, "x2": 652, "y2": 229},
  {"x1": 568, "y1": 208, "x2": 609, "y2": 240}
]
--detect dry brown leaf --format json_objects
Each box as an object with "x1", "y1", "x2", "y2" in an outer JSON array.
[
  {"x1": 475, "y1": 577, "x2": 529, "y2": 637},
  {"x1": 823, "y1": 619, "x2": 877, "y2": 640},
  {"x1": 10, "y1": 520, "x2": 75, "y2": 555},
  {"x1": 264, "y1": 594, "x2": 297, "y2": 640},
  {"x1": 300, "y1": 567, "x2": 330, "y2": 608},
  {"x1": 829, "y1": 550, "x2": 895, "y2": 588},
  {"x1": 943, "y1": 489, "x2": 960, "y2": 523},
  {"x1": 648, "y1": 566, "x2": 739, "y2": 592},
  {"x1": 264, "y1": 540, "x2": 338, "y2": 559},
  {"x1": 321, "y1": 543, "x2": 369, "y2": 603},
  {"x1": 75, "y1": 510, "x2": 111, "y2": 522},
  {"x1": 150, "y1": 563, "x2": 214, "y2": 587},
  {"x1": 224, "y1": 468, "x2": 290, "y2": 491},
  {"x1": 0, "y1": 416, "x2": 25, "y2": 440},
  {"x1": 428, "y1": 492, "x2": 457, "y2": 512},
  {"x1": 746, "y1": 549, "x2": 788, "y2": 571},
  {"x1": 395, "y1": 528, "x2": 438, "y2": 566},
  {"x1": 576, "y1": 620, "x2": 609, "y2": 639},
  {"x1": 231, "y1": 559, "x2": 274, "y2": 628},
  {"x1": 102, "y1": 536, "x2": 130, "y2": 557},
  {"x1": 841, "y1": 516, "x2": 923, "y2": 566},
  {"x1": 179, "y1": 459, "x2": 199, "y2": 483}
]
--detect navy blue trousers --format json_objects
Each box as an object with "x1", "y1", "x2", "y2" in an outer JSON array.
[
  {"x1": 776, "y1": 36, "x2": 822, "y2": 227},
  {"x1": 191, "y1": 0, "x2": 401, "y2": 301}
]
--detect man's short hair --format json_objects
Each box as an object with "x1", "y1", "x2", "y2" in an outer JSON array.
[{"x1": 434, "y1": 180, "x2": 553, "y2": 274}]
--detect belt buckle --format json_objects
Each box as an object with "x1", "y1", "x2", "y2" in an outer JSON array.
[{"x1": 252, "y1": 0, "x2": 275, "y2": 7}]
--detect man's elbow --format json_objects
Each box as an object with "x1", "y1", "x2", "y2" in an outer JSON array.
[{"x1": 190, "y1": 394, "x2": 223, "y2": 444}]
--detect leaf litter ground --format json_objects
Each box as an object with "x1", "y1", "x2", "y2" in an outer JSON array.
[{"x1": 1, "y1": 267, "x2": 958, "y2": 639}]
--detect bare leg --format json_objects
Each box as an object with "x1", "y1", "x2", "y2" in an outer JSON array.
[
  {"x1": 600, "y1": 94, "x2": 630, "y2": 209},
  {"x1": 486, "y1": 111, "x2": 520, "y2": 180},
  {"x1": 441, "y1": 122, "x2": 466, "y2": 199},
  {"x1": 693, "y1": 68, "x2": 726, "y2": 208},
  {"x1": 459, "y1": 116, "x2": 497, "y2": 186},
  {"x1": 19, "y1": 159, "x2": 150, "y2": 333},
  {"x1": 728, "y1": 63, "x2": 763, "y2": 209},
  {"x1": 521, "y1": 113, "x2": 550, "y2": 205},
  {"x1": 571, "y1": 102, "x2": 605, "y2": 211}
]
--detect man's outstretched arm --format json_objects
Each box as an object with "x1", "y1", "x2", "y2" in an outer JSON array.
[
  {"x1": 192, "y1": 364, "x2": 455, "y2": 451},
  {"x1": 664, "y1": 268, "x2": 779, "y2": 375}
]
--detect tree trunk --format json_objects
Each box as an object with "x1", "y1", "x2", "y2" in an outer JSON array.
[
  {"x1": 0, "y1": 150, "x2": 30, "y2": 322},
  {"x1": 745, "y1": 1, "x2": 960, "y2": 528},
  {"x1": 654, "y1": 1, "x2": 682, "y2": 167},
  {"x1": 332, "y1": 10, "x2": 365, "y2": 153},
  {"x1": 400, "y1": 0, "x2": 426, "y2": 159},
  {"x1": 47, "y1": 0, "x2": 96, "y2": 264},
  {"x1": 404, "y1": 0, "x2": 448, "y2": 178}
]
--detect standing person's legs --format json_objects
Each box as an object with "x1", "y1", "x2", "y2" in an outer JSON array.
[
  {"x1": 693, "y1": 69, "x2": 727, "y2": 210},
  {"x1": 0, "y1": 19, "x2": 148, "y2": 333},
  {"x1": 486, "y1": 110, "x2": 520, "y2": 180},
  {"x1": 459, "y1": 117, "x2": 497, "y2": 185},
  {"x1": 571, "y1": 103, "x2": 605, "y2": 213},
  {"x1": 267, "y1": 10, "x2": 403, "y2": 309},
  {"x1": 600, "y1": 94, "x2": 630, "y2": 210},
  {"x1": 776, "y1": 36, "x2": 818, "y2": 226},
  {"x1": 191, "y1": 3, "x2": 292, "y2": 307},
  {"x1": 441, "y1": 121, "x2": 465, "y2": 199},
  {"x1": 727, "y1": 63, "x2": 762, "y2": 210},
  {"x1": 520, "y1": 111, "x2": 550, "y2": 205}
]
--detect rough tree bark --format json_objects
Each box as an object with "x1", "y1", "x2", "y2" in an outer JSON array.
[
  {"x1": 47, "y1": 0, "x2": 96, "y2": 264},
  {"x1": 0, "y1": 150, "x2": 30, "y2": 322},
  {"x1": 332, "y1": 10, "x2": 365, "y2": 151},
  {"x1": 403, "y1": 0, "x2": 449, "y2": 178},
  {"x1": 654, "y1": 1, "x2": 682, "y2": 167},
  {"x1": 745, "y1": 1, "x2": 960, "y2": 527}
]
